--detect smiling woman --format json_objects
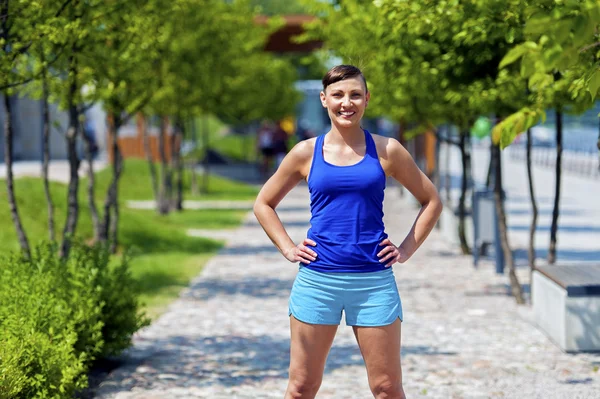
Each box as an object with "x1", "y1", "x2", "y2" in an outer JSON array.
[{"x1": 253, "y1": 64, "x2": 443, "y2": 399}]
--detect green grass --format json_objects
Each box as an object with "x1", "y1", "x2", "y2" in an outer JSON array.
[
  {"x1": 95, "y1": 159, "x2": 259, "y2": 201},
  {"x1": 185, "y1": 132, "x2": 258, "y2": 163},
  {"x1": 0, "y1": 159, "x2": 259, "y2": 318}
]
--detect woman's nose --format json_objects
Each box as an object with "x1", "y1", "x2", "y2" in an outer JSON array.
[{"x1": 342, "y1": 96, "x2": 351, "y2": 107}]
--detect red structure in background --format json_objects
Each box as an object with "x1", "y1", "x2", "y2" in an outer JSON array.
[
  {"x1": 255, "y1": 15, "x2": 322, "y2": 53},
  {"x1": 107, "y1": 115, "x2": 180, "y2": 164}
]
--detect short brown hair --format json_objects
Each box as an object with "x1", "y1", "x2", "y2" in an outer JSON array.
[{"x1": 322, "y1": 65, "x2": 368, "y2": 93}]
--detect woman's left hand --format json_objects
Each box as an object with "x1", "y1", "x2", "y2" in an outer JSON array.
[{"x1": 377, "y1": 238, "x2": 409, "y2": 267}]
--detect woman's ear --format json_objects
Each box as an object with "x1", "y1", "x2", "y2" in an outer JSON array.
[{"x1": 320, "y1": 91, "x2": 327, "y2": 108}]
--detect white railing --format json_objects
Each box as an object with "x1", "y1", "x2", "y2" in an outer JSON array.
[{"x1": 508, "y1": 145, "x2": 600, "y2": 179}]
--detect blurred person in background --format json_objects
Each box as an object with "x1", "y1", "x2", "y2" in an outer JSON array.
[
  {"x1": 273, "y1": 121, "x2": 289, "y2": 169},
  {"x1": 257, "y1": 120, "x2": 276, "y2": 179}
]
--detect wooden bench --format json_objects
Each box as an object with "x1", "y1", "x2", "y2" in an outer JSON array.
[{"x1": 533, "y1": 265, "x2": 600, "y2": 352}]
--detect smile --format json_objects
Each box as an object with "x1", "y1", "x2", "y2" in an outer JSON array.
[{"x1": 338, "y1": 111, "x2": 355, "y2": 117}]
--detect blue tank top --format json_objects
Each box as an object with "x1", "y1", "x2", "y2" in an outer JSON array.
[{"x1": 305, "y1": 130, "x2": 388, "y2": 273}]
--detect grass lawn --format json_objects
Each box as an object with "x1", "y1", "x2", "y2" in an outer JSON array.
[
  {"x1": 0, "y1": 159, "x2": 258, "y2": 318},
  {"x1": 185, "y1": 131, "x2": 258, "y2": 163}
]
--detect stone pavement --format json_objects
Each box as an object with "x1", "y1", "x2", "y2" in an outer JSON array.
[
  {"x1": 94, "y1": 184, "x2": 600, "y2": 399},
  {"x1": 0, "y1": 159, "x2": 107, "y2": 183}
]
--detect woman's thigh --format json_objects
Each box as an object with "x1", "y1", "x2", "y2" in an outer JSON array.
[
  {"x1": 352, "y1": 319, "x2": 403, "y2": 387},
  {"x1": 288, "y1": 316, "x2": 338, "y2": 381}
]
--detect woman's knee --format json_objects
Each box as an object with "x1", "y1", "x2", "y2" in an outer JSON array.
[
  {"x1": 370, "y1": 375, "x2": 405, "y2": 399},
  {"x1": 286, "y1": 371, "x2": 322, "y2": 398}
]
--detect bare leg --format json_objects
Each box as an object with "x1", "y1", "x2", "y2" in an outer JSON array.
[
  {"x1": 285, "y1": 316, "x2": 338, "y2": 399},
  {"x1": 353, "y1": 319, "x2": 406, "y2": 399}
]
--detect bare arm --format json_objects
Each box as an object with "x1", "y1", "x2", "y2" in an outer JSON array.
[
  {"x1": 253, "y1": 140, "x2": 318, "y2": 264},
  {"x1": 379, "y1": 138, "x2": 443, "y2": 264}
]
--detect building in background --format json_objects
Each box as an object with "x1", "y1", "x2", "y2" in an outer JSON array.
[{"x1": 0, "y1": 94, "x2": 108, "y2": 163}]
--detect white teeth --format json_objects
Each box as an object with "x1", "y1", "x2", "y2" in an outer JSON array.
[{"x1": 339, "y1": 112, "x2": 354, "y2": 116}]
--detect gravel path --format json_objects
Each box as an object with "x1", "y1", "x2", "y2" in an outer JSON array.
[{"x1": 94, "y1": 184, "x2": 600, "y2": 399}]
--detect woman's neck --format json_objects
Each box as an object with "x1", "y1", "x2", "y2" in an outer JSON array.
[{"x1": 326, "y1": 125, "x2": 365, "y2": 146}]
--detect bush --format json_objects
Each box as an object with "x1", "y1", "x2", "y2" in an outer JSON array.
[
  {"x1": 0, "y1": 242, "x2": 150, "y2": 398},
  {"x1": 0, "y1": 247, "x2": 90, "y2": 398},
  {"x1": 78, "y1": 245, "x2": 150, "y2": 357}
]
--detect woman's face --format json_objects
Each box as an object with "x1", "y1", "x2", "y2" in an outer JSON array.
[{"x1": 320, "y1": 76, "x2": 369, "y2": 129}]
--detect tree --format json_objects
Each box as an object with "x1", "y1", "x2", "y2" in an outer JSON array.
[
  {"x1": 46, "y1": 0, "x2": 107, "y2": 257},
  {"x1": 144, "y1": 0, "x2": 299, "y2": 203},
  {"x1": 0, "y1": 0, "x2": 51, "y2": 258},
  {"x1": 495, "y1": 0, "x2": 600, "y2": 265},
  {"x1": 91, "y1": 0, "x2": 160, "y2": 252}
]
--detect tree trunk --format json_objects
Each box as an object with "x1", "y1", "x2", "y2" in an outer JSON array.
[
  {"x1": 492, "y1": 143, "x2": 524, "y2": 304},
  {"x1": 60, "y1": 70, "x2": 81, "y2": 259},
  {"x1": 434, "y1": 130, "x2": 441, "y2": 230},
  {"x1": 201, "y1": 115, "x2": 210, "y2": 194},
  {"x1": 3, "y1": 96, "x2": 31, "y2": 258},
  {"x1": 457, "y1": 130, "x2": 471, "y2": 255},
  {"x1": 397, "y1": 121, "x2": 405, "y2": 197},
  {"x1": 170, "y1": 117, "x2": 181, "y2": 210},
  {"x1": 142, "y1": 115, "x2": 160, "y2": 202},
  {"x1": 41, "y1": 68, "x2": 55, "y2": 242},
  {"x1": 190, "y1": 118, "x2": 199, "y2": 196},
  {"x1": 597, "y1": 119, "x2": 599, "y2": 173},
  {"x1": 548, "y1": 110, "x2": 563, "y2": 264},
  {"x1": 526, "y1": 129, "x2": 538, "y2": 273},
  {"x1": 486, "y1": 143, "x2": 494, "y2": 189},
  {"x1": 100, "y1": 116, "x2": 122, "y2": 247},
  {"x1": 173, "y1": 117, "x2": 184, "y2": 211},
  {"x1": 82, "y1": 117, "x2": 100, "y2": 242},
  {"x1": 444, "y1": 135, "x2": 451, "y2": 202},
  {"x1": 157, "y1": 115, "x2": 170, "y2": 214},
  {"x1": 190, "y1": 161, "x2": 199, "y2": 196},
  {"x1": 109, "y1": 148, "x2": 123, "y2": 254}
]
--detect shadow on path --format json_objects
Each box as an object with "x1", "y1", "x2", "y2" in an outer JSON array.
[
  {"x1": 514, "y1": 248, "x2": 600, "y2": 263},
  {"x1": 96, "y1": 334, "x2": 458, "y2": 395},
  {"x1": 244, "y1": 220, "x2": 311, "y2": 229},
  {"x1": 506, "y1": 208, "x2": 582, "y2": 217},
  {"x1": 183, "y1": 277, "x2": 293, "y2": 300},
  {"x1": 509, "y1": 224, "x2": 600, "y2": 234},
  {"x1": 220, "y1": 244, "x2": 281, "y2": 256}
]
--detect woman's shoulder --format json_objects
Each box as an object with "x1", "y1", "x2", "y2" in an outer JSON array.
[
  {"x1": 370, "y1": 133, "x2": 403, "y2": 155},
  {"x1": 289, "y1": 137, "x2": 317, "y2": 160}
]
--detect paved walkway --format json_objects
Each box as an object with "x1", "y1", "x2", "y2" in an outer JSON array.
[
  {"x1": 0, "y1": 159, "x2": 107, "y2": 183},
  {"x1": 94, "y1": 183, "x2": 600, "y2": 398},
  {"x1": 440, "y1": 143, "x2": 600, "y2": 265}
]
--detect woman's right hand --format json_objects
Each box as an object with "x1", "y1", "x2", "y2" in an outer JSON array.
[{"x1": 283, "y1": 238, "x2": 317, "y2": 264}]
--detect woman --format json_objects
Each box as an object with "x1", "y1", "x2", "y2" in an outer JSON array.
[{"x1": 253, "y1": 65, "x2": 442, "y2": 399}]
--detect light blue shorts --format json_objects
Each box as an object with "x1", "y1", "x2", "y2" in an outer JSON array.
[{"x1": 289, "y1": 266, "x2": 403, "y2": 327}]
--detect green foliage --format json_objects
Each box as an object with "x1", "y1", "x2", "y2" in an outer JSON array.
[
  {"x1": 492, "y1": 108, "x2": 546, "y2": 149},
  {"x1": 306, "y1": 0, "x2": 600, "y2": 147},
  {"x1": 0, "y1": 242, "x2": 150, "y2": 398},
  {"x1": 94, "y1": 249, "x2": 151, "y2": 357},
  {"x1": 0, "y1": 245, "x2": 96, "y2": 398},
  {"x1": 143, "y1": 0, "x2": 300, "y2": 124},
  {"x1": 249, "y1": 0, "x2": 308, "y2": 15},
  {"x1": 495, "y1": 0, "x2": 600, "y2": 146},
  {"x1": 306, "y1": 0, "x2": 531, "y2": 130}
]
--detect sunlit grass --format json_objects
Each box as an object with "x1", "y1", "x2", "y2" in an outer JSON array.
[{"x1": 0, "y1": 159, "x2": 258, "y2": 318}]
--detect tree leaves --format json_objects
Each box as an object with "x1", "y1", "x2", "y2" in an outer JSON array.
[
  {"x1": 587, "y1": 68, "x2": 600, "y2": 100},
  {"x1": 492, "y1": 108, "x2": 545, "y2": 149}
]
